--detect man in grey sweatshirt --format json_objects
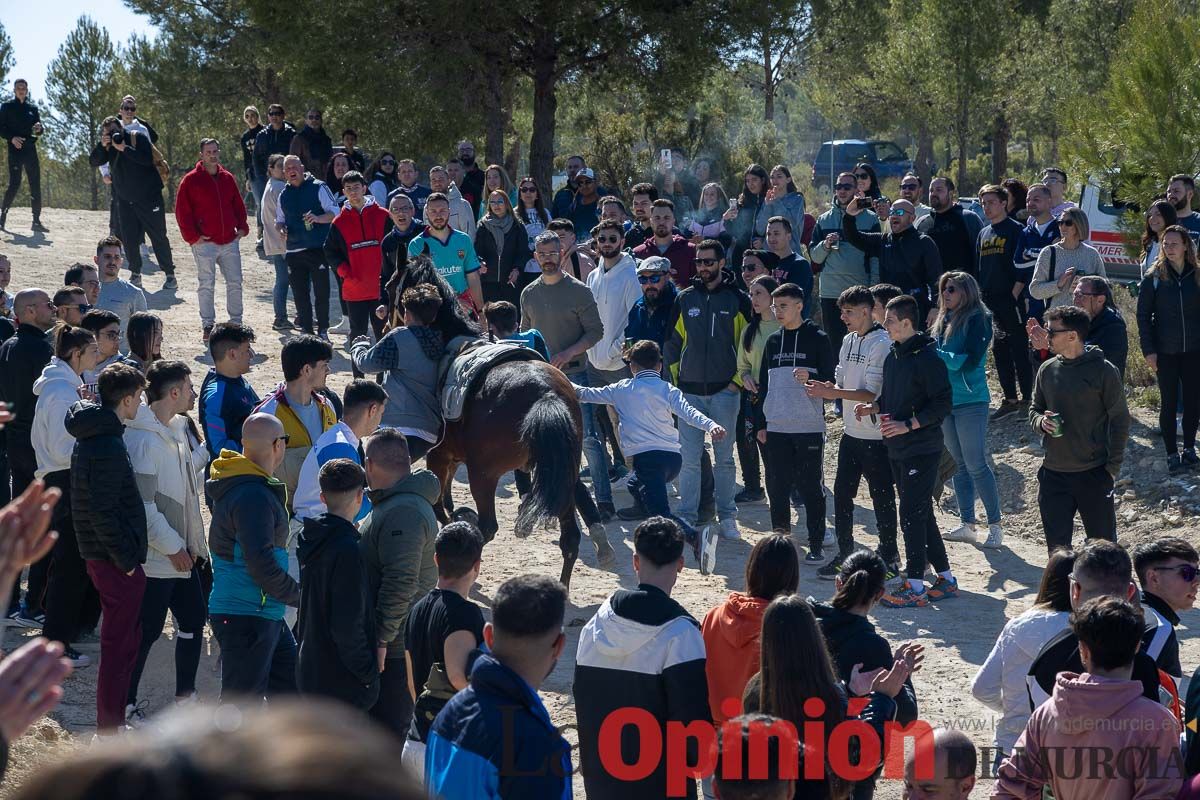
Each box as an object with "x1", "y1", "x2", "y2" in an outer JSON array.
[
  {"x1": 93, "y1": 235, "x2": 147, "y2": 353},
  {"x1": 1029, "y1": 305, "x2": 1130, "y2": 553}
]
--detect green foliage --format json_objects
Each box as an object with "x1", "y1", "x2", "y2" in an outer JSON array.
[
  {"x1": 1062, "y1": 0, "x2": 1200, "y2": 209},
  {"x1": 1113, "y1": 287, "x2": 1156, "y2": 389},
  {"x1": 44, "y1": 16, "x2": 120, "y2": 211},
  {"x1": 0, "y1": 22, "x2": 13, "y2": 88}
]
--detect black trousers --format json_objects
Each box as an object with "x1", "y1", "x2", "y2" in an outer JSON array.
[
  {"x1": 347, "y1": 300, "x2": 386, "y2": 378},
  {"x1": 833, "y1": 435, "x2": 898, "y2": 560},
  {"x1": 764, "y1": 431, "x2": 825, "y2": 547},
  {"x1": 0, "y1": 432, "x2": 10, "y2": 508},
  {"x1": 986, "y1": 291, "x2": 1032, "y2": 402},
  {"x1": 820, "y1": 297, "x2": 848, "y2": 356},
  {"x1": 128, "y1": 567, "x2": 207, "y2": 704},
  {"x1": 1157, "y1": 351, "x2": 1200, "y2": 454},
  {"x1": 118, "y1": 198, "x2": 175, "y2": 276},
  {"x1": 286, "y1": 248, "x2": 331, "y2": 333},
  {"x1": 41, "y1": 471, "x2": 95, "y2": 645},
  {"x1": 1037, "y1": 465, "x2": 1116, "y2": 553},
  {"x1": 3, "y1": 145, "x2": 41, "y2": 220},
  {"x1": 7, "y1": 435, "x2": 45, "y2": 614},
  {"x1": 370, "y1": 655, "x2": 414, "y2": 738},
  {"x1": 482, "y1": 280, "x2": 518, "y2": 306},
  {"x1": 211, "y1": 614, "x2": 298, "y2": 701},
  {"x1": 736, "y1": 390, "x2": 767, "y2": 492},
  {"x1": 891, "y1": 451, "x2": 949, "y2": 580}
]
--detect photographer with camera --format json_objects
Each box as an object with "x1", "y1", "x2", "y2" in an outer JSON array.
[{"x1": 88, "y1": 116, "x2": 177, "y2": 290}]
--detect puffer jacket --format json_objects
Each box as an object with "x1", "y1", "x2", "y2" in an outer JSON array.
[
  {"x1": 124, "y1": 403, "x2": 208, "y2": 580},
  {"x1": 324, "y1": 197, "x2": 389, "y2": 302},
  {"x1": 934, "y1": 309, "x2": 993, "y2": 407},
  {"x1": 31, "y1": 357, "x2": 83, "y2": 478},
  {"x1": 1136, "y1": 265, "x2": 1200, "y2": 356},
  {"x1": 665, "y1": 269, "x2": 752, "y2": 396},
  {"x1": 206, "y1": 448, "x2": 298, "y2": 619},
  {"x1": 66, "y1": 402, "x2": 147, "y2": 573}
]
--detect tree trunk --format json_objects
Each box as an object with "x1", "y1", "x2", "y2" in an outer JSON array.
[
  {"x1": 956, "y1": 96, "x2": 970, "y2": 191},
  {"x1": 484, "y1": 67, "x2": 507, "y2": 167},
  {"x1": 762, "y1": 29, "x2": 775, "y2": 121},
  {"x1": 1048, "y1": 120, "x2": 1059, "y2": 165},
  {"x1": 991, "y1": 112, "x2": 1009, "y2": 183},
  {"x1": 528, "y1": 51, "x2": 558, "y2": 196},
  {"x1": 916, "y1": 126, "x2": 934, "y2": 184}
]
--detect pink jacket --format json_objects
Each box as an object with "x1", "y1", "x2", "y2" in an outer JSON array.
[{"x1": 992, "y1": 672, "x2": 1183, "y2": 800}]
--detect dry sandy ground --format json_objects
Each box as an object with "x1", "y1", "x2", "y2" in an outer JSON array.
[{"x1": 0, "y1": 207, "x2": 1197, "y2": 799}]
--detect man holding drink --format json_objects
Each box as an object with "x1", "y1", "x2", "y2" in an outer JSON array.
[{"x1": 1029, "y1": 305, "x2": 1130, "y2": 553}]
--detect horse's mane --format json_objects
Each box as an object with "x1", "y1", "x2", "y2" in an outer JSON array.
[{"x1": 385, "y1": 253, "x2": 482, "y2": 344}]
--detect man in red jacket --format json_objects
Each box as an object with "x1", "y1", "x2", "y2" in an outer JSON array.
[
  {"x1": 174, "y1": 138, "x2": 249, "y2": 340},
  {"x1": 324, "y1": 170, "x2": 388, "y2": 376}
]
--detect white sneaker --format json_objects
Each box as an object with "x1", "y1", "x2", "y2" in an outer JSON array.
[
  {"x1": 823, "y1": 528, "x2": 836, "y2": 546},
  {"x1": 124, "y1": 701, "x2": 149, "y2": 729},
  {"x1": 329, "y1": 317, "x2": 351, "y2": 334},
  {"x1": 700, "y1": 526, "x2": 718, "y2": 575},
  {"x1": 719, "y1": 518, "x2": 740, "y2": 540},
  {"x1": 611, "y1": 471, "x2": 634, "y2": 490},
  {"x1": 175, "y1": 691, "x2": 199, "y2": 707},
  {"x1": 982, "y1": 523, "x2": 1003, "y2": 550},
  {"x1": 943, "y1": 523, "x2": 977, "y2": 543}
]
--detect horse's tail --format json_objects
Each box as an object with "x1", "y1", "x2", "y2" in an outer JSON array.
[{"x1": 517, "y1": 391, "x2": 580, "y2": 532}]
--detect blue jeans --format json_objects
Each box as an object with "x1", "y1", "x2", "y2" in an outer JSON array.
[
  {"x1": 942, "y1": 403, "x2": 1002, "y2": 525},
  {"x1": 272, "y1": 254, "x2": 289, "y2": 321},
  {"x1": 678, "y1": 387, "x2": 740, "y2": 525},
  {"x1": 627, "y1": 450, "x2": 698, "y2": 542},
  {"x1": 210, "y1": 614, "x2": 298, "y2": 702},
  {"x1": 574, "y1": 370, "x2": 612, "y2": 504}
]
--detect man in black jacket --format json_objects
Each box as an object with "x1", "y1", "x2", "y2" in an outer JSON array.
[
  {"x1": 919, "y1": 177, "x2": 981, "y2": 277},
  {"x1": 290, "y1": 108, "x2": 333, "y2": 179},
  {"x1": 0, "y1": 288, "x2": 55, "y2": 621},
  {"x1": 1027, "y1": 275, "x2": 1129, "y2": 378},
  {"x1": 88, "y1": 116, "x2": 175, "y2": 288},
  {"x1": 0, "y1": 79, "x2": 47, "y2": 232},
  {"x1": 253, "y1": 104, "x2": 296, "y2": 183},
  {"x1": 66, "y1": 364, "x2": 148, "y2": 734},
  {"x1": 854, "y1": 295, "x2": 954, "y2": 609},
  {"x1": 843, "y1": 198, "x2": 943, "y2": 327},
  {"x1": 976, "y1": 183, "x2": 1030, "y2": 418},
  {"x1": 297, "y1": 458, "x2": 380, "y2": 710}
]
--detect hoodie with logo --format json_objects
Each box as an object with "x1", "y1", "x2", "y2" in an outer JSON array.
[
  {"x1": 206, "y1": 449, "x2": 298, "y2": 619},
  {"x1": 31, "y1": 357, "x2": 83, "y2": 478},
  {"x1": 574, "y1": 584, "x2": 711, "y2": 800},
  {"x1": 994, "y1": 672, "x2": 1183, "y2": 800},
  {"x1": 700, "y1": 592, "x2": 769, "y2": 724},
  {"x1": 665, "y1": 269, "x2": 752, "y2": 396},
  {"x1": 836, "y1": 324, "x2": 891, "y2": 441}
]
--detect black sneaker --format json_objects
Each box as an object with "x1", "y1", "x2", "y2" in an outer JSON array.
[
  {"x1": 272, "y1": 318, "x2": 295, "y2": 331},
  {"x1": 597, "y1": 501, "x2": 616, "y2": 523},
  {"x1": 817, "y1": 552, "x2": 847, "y2": 580},
  {"x1": 990, "y1": 399, "x2": 1022, "y2": 421},
  {"x1": 804, "y1": 547, "x2": 825, "y2": 564},
  {"x1": 617, "y1": 503, "x2": 647, "y2": 521},
  {"x1": 1183, "y1": 449, "x2": 1200, "y2": 469},
  {"x1": 202, "y1": 323, "x2": 214, "y2": 344},
  {"x1": 63, "y1": 646, "x2": 91, "y2": 668},
  {"x1": 734, "y1": 487, "x2": 765, "y2": 503},
  {"x1": 1168, "y1": 453, "x2": 1184, "y2": 474},
  {"x1": 129, "y1": 273, "x2": 143, "y2": 287},
  {"x1": 32, "y1": 221, "x2": 49, "y2": 233},
  {"x1": 163, "y1": 275, "x2": 178, "y2": 290}
]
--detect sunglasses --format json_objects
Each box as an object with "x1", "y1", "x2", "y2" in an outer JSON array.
[
  {"x1": 638, "y1": 274, "x2": 665, "y2": 284},
  {"x1": 900, "y1": 183, "x2": 920, "y2": 191},
  {"x1": 64, "y1": 303, "x2": 92, "y2": 311},
  {"x1": 380, "y1": 159, "x2": 396, "y2": 165},
  {"x1": 834, "y1": 183, "x2": 855, "y2": 191},
  {"x1": 1058, "y1": 219, "x2": 1074, "y2": 227},
  {"x1": 942, "y1": 285, "x2": 958, "y2": 295},
  {"x1": 696, "y1": 257, "x2": 720, "y2": 266},
  {"x1": 1046, "y1": 328, "x2": 1071, "y2": 337},
  {"x1": 596, "y1": 235, "x2": 621, "y2": 244},
  {"x1": 854, "y1": 173, "x2": 870, "y2": 180},
  {"x1": 741, "y1": 262, "x2": 762, "y2": 271},
  {"x1": 274, "y1": 434, "x2": 291, "y2": 444},
  {"x1": 1151, "y1": 563, "x2": 1200, "y2": 581},
  {"x1": 268, "y1": 111, "x2": 284, "y2": 117},
  {"x1": 520, "y1": 186, "x2": 538, "y2": 193},
  {"x1": 889, "y1": 208, "x2": 908, "y2": 217},
  {"x1": 121, "y1": 105, "x2": 136, "y2": 112}
]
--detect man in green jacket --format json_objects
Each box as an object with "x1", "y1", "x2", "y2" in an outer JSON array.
[{"x1": 359, "y1": 427, "x2": 441, "y2": 737}]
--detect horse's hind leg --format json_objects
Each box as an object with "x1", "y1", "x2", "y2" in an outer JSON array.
[
  {"x1": 557, "y1": 511, "x2": 581, "y2": 591},
  {"x1": 573, "y1": 480, "x2": 615, "y2": 570},
  {"x1": 426, "y1": 447, "x2": 456, "y2": 525},
  {"x1": 467, "y1": 469, "x2": 501, "y2": 544},
  {"x1": 574, "y1": 480, "x2": 600, "y2": 526}
]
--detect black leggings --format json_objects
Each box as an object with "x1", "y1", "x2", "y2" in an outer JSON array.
[
  {"x1": 736, "y1": 390, "x2": 767, "y2": 492},
  {"x1": 1157, "y1": 351, "x2": 1200, "y2": 454},
  {"x1": 764, "y1": 431, "x2": 825, "y2": 547},
  {"x1": 128, "y1": 567, "x2": 207, "y2": 704}
]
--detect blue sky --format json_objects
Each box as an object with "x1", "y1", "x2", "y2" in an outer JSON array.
[{"x1": 1, "y1": 0, "x2": 157, "y2": 100}]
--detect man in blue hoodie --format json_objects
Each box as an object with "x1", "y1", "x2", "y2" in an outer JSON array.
[
  {"x1": 207, "y1": 412, "x2": 300, "y2": 702},
  {"x1": 426, "y1": 574, "x2": 571, "y2": 800}
]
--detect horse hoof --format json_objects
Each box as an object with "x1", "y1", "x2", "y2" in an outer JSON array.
[
  {"x1": 514, "y1": 521, "x2": 532, "y2": 539},
  {"x1": 452, "y1": 507, "x2": 480, "y2": 527},
  {"x1": 589, "y1": 524, "x2": 616, "y2": 569}
]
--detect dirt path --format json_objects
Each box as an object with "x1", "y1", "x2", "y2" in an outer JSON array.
[{"x1": 1, "y1": 207, "x2": 1196, "y2": 798}]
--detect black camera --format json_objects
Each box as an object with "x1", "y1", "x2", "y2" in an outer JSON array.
[{"x1": 109, "y1": 128, "x2": 125, "y2": 146}]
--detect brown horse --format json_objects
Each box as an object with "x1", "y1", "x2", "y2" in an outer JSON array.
[
  {"x1": 386, "y1": 254, "x2": 613, "y2": 591},
  {"x1": 426, "y1": 357, "x2": 615, "y2": 591}
]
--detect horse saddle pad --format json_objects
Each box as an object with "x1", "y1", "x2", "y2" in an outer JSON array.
[{"x1": 439, "y1": 338, "x2": 544, "y2": 422}]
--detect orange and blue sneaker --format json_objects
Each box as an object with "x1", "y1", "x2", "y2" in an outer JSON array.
[
  {"x1": 880, "y1": 583, "x2": 929, "y2": 608},
  {"x1": 927, "y1": 575, "x2": 960, "y2": 601}
]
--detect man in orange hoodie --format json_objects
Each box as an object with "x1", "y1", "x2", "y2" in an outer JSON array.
[{"x1": 993, "y1": 596, "x2": 1184, "y2": 800}]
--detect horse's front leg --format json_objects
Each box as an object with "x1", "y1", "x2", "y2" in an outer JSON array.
[{"x1": 425, "y1": 445, "x2": 455, "y2": 525}]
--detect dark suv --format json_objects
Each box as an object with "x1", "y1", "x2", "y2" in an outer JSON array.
[{"x1": 811, "y1": 139, "x2": 913, "y2": 189}]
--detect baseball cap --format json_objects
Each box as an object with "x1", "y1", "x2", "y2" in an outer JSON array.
[
  {"x1": 576, "y1": 167, "x2": 595, "y2": 180},
  {"x1": 637, "y1": 256, "x2": 671, "y2": 275}
]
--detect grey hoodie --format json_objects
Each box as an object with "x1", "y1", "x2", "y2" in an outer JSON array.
[{"x1": 351, "y1": 326, "x2": 443, "y2": 438}]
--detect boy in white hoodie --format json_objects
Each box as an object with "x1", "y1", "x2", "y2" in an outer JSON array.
[
  {"x1": 574, "y1": 339, "x2": 725, "y2": 574},
  {"x1": 805, "y1": 285, "x2": 898, "y2": 579},
  {"x1": 32, "y1": 325, "x2": 101, "y2": 666},
  {"x1": 122, "y1": 360, "x2": 209, "y2": 724}
]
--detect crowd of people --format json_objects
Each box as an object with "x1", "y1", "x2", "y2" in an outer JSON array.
[{"x1": 0, "y1": 80, "x2": 1198, "y2": 799}]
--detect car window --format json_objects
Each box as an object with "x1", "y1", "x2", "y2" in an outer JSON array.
[
  {"x1": 1097, "y1": 184, "x2": 1138, "y2": 216},
  {"x1": 838, "y1": 143, "x2": 872, "y2": 162},
  {"x1": 871, "y1": 142, "x2": 907, "y2": 162}
]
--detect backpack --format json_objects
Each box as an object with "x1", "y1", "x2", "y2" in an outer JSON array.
[{"x1": 128, "y1": 130, "x2": 170, "y2": 187}]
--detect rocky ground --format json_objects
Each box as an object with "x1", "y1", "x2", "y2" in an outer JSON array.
[{"x1": 0, "y1": 207, "x2": 1196, "y2": 799}]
